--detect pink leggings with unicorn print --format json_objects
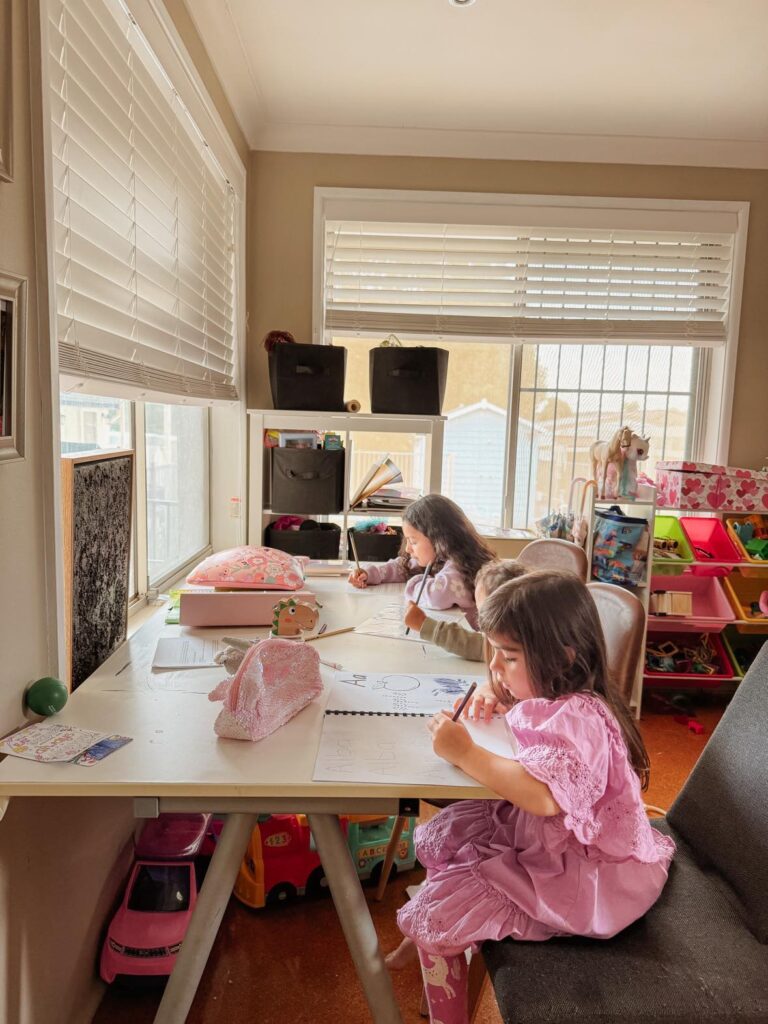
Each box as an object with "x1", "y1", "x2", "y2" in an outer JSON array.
[{"x1": 418, "y1": 947, "x2": 469, "y2": 1024}]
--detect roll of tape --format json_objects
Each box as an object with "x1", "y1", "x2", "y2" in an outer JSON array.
[{"x1": 345, "y1": 399, "x2": 361, "y2": 413}]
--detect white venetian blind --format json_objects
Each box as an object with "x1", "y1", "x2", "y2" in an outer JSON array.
[
  {"x1": 324, "y1": 220, "x2": 735, "y2": 346},
  {"x1": 48, "y1": 0, "x2": 238, "y2": 401}
]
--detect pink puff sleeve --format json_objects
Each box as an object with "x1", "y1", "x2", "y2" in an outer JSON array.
[
  {"x1": 509, "y1": 694, "x2": 669, "y2": 862},
  {"x1": 509, "y1": 696, "x2": 611, "y2": 845},
  {"x1": 404, "y1": 561, "x2": 477, "y2": 621}
]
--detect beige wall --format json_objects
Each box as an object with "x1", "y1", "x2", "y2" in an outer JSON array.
[
  {"x1": 162, "y1": 0, "x2": 249, "y2": 166},
  {"x1": 247, "y1": 151, "x2": 768, "y2": 469}
]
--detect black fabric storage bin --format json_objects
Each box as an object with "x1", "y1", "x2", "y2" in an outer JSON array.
[
  {"x1": 269, "y1": 343, "x2": 347, "y2": 411},
  {"x1": 347, "y1": 526, "x2": 403, "y2": 562},
  {"x1": 265, "y1": 522, "x2": 341, "y2": 559},
  {"x1": 271, "y1": 448, "x2": 345, "y2": 514},
  {"x1": 369, "y1": 347, "x2": 449, "y2": 415}
]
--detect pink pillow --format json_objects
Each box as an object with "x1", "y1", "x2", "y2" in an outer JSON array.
[{"x1": 187, "y1": 546, "x2": 305, "y2": 590}]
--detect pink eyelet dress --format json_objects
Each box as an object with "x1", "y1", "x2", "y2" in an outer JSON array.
[{"x1": 398, "y1": 693, "x2": 675, "y2": 956}]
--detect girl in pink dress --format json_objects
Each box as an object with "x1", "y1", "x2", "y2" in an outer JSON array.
[
  {"x1": 348, "y1": 494, "x2": 495, "y2": 629},
  {"x1": 396, "y1": 569, "x2": 675, "y2": 1024}
]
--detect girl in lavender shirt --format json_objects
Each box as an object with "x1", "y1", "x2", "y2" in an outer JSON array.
[
  {"x1": 348, "y1": 494, "x2": 495, "y2": 629},
  {"x1": 394, "y1": 570, "x2": 675, "y2": 1024}
]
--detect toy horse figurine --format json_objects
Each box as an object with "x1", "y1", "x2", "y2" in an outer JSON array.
[
  {"x1": 590, "y1": 426, "x2": 650, "y2": 498},
  {"x1": 270, "y1": 598, "x2": 319, "y2": 638}
]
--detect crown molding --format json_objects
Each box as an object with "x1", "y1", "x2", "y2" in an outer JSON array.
[{"x1": 253, "y1": 121, "x2": 768, "y2": 170}]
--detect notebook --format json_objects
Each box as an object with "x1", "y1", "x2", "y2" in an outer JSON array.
[{"x1": 313, "y1": 671, "x2": 518, "y2": 786}]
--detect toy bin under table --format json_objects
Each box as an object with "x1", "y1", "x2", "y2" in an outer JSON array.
[
  {"x1": 679, "y1": 516, "x2": 742, "y2": 576},
  {"x1": 721, "y1": 571, "x2": 768, "y2": 634},
  {"x1": 721, "y1": 628, "x2": 766, "y2": 678},
  {"x1": 644, "y1": 631, "x2": 735, "y2": 688},
  {"x1": 652, "y1": 515, "x2": 694, "y2": 576},
  {"x1": 725, "y1": 514, "x2": 768, "y2": 577},
  {"x1": 647, "y1": 573, "x2": 735, "y2": 634}
]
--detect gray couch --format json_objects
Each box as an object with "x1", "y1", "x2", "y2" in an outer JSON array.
[{"x1": 483, "y1": 643, "x2": 768, "y2": 1023}]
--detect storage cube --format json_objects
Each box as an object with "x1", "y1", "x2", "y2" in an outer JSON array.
[
  {"x1": 265, "y1": 521, "x2": 341, "y2": 559},
  {"x1": 722, "y1": 571, "x2": 768, "y2": 634},
  {"x1": 271, "y1": 448, "x2": 345, "y2": 514},
  {"x1": 369, "y1": 347, "x2": 448, "y2": 415},
  {"x1": 268, "y1": 343, "x2": 347, "y2": 411},
  {"x1": 655, "y1": 461, "x2": 768, "y2": 513},
  {"x1": 347, "y1": 525, "x2": 403, "y2": 562}
]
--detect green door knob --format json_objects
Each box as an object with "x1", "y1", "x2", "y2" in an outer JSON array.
[{"x1": 26, "y1": 677, "x2": 69, "y2": 716}]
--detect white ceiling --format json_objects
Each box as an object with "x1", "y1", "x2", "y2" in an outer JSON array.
[{"x1": 183, "y1": 0, "x2": 768, "y2": 167}]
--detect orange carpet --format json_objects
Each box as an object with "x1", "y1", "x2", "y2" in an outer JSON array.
[{"x1": 92, "y1": 694, "x2": 727, "y2": 1024}]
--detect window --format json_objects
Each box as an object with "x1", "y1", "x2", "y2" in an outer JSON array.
[
  {"x1": 318, "y1": 189, "x2": 748, "y2": 529},
  {"x1": 60, "y1": 393, "x2": 210, "y2": 594},
  {"x1": 145, "y1": 403, "x2": 209, "y2": 584}
]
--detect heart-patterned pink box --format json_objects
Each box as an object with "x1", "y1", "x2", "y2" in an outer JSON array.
[{"x1": 655, "y1": 462, "x2": 768, "y2": 513}]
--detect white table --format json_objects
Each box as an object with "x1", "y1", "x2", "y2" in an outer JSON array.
[{"x1": 0, "y1": 578, "x2": 490, "y2": 1024}]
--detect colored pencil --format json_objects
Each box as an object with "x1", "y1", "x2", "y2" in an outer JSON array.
[
  {"x1": 451, "y1": 681, "x2": 478, "y2": 722},
  {"x1": 348, "y1": 529, "x2": 362, "y2": 573},
  {"x1": 404, "y1": 561, "x2": 433, "y2": 635},
  {"x1": 305, "y1": 626, "x2": 355, "y2": 641}
]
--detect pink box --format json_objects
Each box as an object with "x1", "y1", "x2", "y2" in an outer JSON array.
[
  {"x1": 179, "y1": 587, "x2": 317, "y2": 627},
  {"x1": 655, "y1": 461, "x2": 768, "y2": 513}
]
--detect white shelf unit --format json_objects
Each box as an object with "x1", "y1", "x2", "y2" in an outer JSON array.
[
  {"x1": 247, "y1": 409, "x2": 445, "y2": 547},
  {"x1": 584, "y1": 489, "x2": 657, "y2": 717}
]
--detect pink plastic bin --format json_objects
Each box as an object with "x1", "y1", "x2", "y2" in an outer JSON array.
[
  {"x1": 643, "y1": 631, "x2": 735, "y2": 688},
  {"x1": 647, "y1": 573, "x2": 735, "y2": 633},
  {"x1": 679, "y1": 516, "x2": 742, "y2": 577}
]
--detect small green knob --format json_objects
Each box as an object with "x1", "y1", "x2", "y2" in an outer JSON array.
[{"x1": 26, "y1": 677, "x2": 69, "y2": 716}]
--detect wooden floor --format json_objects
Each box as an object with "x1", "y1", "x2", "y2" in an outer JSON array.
[{"x1": 93, "y1": 694, "x2": 728, "y2": 1024}]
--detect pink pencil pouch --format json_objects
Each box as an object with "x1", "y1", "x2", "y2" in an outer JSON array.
[{"x1": 208, "y1": 637, "x2": 322, "y2": 741}]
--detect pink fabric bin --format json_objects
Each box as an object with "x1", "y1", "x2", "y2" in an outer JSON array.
[
  {"x1": 647, "y1": 573, "x2": 735, "y2": 633},
  {"x1": 656, "y1": 461, "x2": 768, "y2": 513},
  {"x1": 179, "y1": 587, "x2": 316, "y2": 627}
]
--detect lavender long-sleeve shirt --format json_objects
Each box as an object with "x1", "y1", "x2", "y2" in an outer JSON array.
[{"x1": 363, "y1": 557, "x2": 479, "y2": 629}]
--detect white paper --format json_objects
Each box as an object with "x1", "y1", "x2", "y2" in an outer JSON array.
[
  {"x1": 326, "y1": 671, "x2": 485, "y2": 715},
  {"x1": 313, "y1": 714, "x2": 517, "y2": 786},
  {"x1": 354, "y1": 602, "x2": 469, "y2": 643},
  {"x1": 0, "y1": 723, "x2": 108, "y2": 762},
  {"x1": 152, "y1": 636, "x2": 224, "y2": 670}
]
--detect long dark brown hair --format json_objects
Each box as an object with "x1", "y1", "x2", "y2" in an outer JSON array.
[
  {"x1": 398, "y1": 494, "x2": 495, "y2": 596},
  {"x1": 479, "y1": 569, "x2": 650, "y2": 789}
]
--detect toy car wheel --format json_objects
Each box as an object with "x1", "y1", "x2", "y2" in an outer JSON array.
[
  {"x1": 370, "y1": 861, "x2": 397, "y2": 888},
  {"x1": 266, "y1": 882, "x2": 297, "y2": 907},
  {"x1": 305, "y1": 866, "x2": 329, "y2": 899}
]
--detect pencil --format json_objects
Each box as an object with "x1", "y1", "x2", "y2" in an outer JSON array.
[
  {"x1": 348, "y1": 529, "x2": 361, "y2": 573},
  {"x1": 452, "y1": 681, "x2": 478, "y2": 721},
  {"x1": 305, "y1": 626, "x2": 356, "y2": 641},
  {"x1": 404, "y1": 561, "x2": 433, "y2": 635}
]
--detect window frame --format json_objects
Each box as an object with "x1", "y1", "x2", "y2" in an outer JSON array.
[{"x1": 314, "y1": 189, "x2": 749, "y2": 515}]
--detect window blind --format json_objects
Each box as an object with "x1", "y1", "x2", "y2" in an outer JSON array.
[
  {"x1": 48, "y1": 0, "x2": 238, "y2": 401},
  {"x1": 324, "y1": 221, "x2": 734, "y2": 346}
]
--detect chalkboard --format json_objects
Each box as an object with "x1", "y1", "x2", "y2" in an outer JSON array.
[{"x1": 61, "y1": 451, "x2": 133, "y2": 689}]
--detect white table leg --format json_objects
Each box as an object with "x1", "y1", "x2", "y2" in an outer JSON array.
[
  {"x1": 308, "y1": 813, "x2": 403, "y2": 1024},
  {"x1": 153, "y1": 812, "x2": 258, "y2": 1024}
]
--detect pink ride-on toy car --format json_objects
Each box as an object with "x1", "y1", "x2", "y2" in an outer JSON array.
[
  {"x1": 99, "y1": 860, "x2": 197, "y2": 983},
  {"x1": 100, "y1": 813, "x2": 210, "y2": 984}
]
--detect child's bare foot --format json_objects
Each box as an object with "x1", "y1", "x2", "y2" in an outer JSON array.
[{"x1": 385, "y1": 936, "x2": 418, "y2": 970}]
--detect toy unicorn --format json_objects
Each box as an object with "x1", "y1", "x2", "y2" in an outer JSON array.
[
  {"x1": 270, "y1": 598, "x2": 319, "y2": 638},
  {"x1": 590, "y1": 426, "x2": 650, "y2": 498}
]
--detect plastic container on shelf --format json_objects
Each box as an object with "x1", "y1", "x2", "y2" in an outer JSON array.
[
  {"x1": 647, "y1": 573, "x2": 735, "y2": 633},
  {"x1": 724, "y1": 514, "x2": 768, "y2": 577},
  {"x1": 652, "y1": 515, "x2": 694, "y2": 576},
  {"x1": 679, "y1": 516, "x2": 742, "y2": 577},
  {"x1": 721, "y1": 571, "x2": 768, "y2": 634},
  {"x1": 721, "y1": 628, "x2": 766, "y2": 678},
  {"x1": 643, "y1": 630, "x2": 735, "y2": 688}
]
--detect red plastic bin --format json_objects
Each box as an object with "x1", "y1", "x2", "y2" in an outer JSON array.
[
  {"x1": 647, "y1": 573, "x2": 735, "y2": 633},
  {"x1": 679, "y1": 516, "x2": 742, "y2": 576},
  {"x1": 643, "y1": 631, "x2": 735, "y2": 688}
]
